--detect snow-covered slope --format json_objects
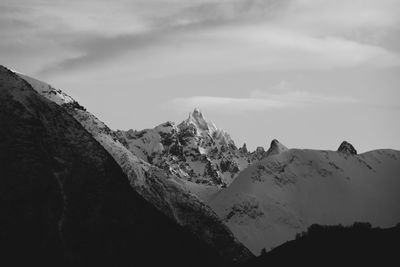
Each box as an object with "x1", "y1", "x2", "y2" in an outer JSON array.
[
  {"x1": 17, "y1": 72, "x2": 253, "y2": 262},
  {"x1": 209, "y1": 146, "x2": 400, "y2": 255},
  {"x1": 17, "y1": 73, "x2": 76, "y2": 105}
]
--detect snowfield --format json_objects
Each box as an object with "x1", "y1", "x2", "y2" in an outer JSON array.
[
  {"x1": 209, "y1": 148, "x2": 400, "y2": 255},
  {"x1": 18, "y1": 73, "x2": 76, "y2": 105}
]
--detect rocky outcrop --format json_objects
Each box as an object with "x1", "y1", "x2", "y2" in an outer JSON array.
[
  {"x1": 220, "y1": 158, "x2": 240, "y2": 174},
  {"x1": 117, "y1": 108, "x2": 250, "y2": 187},
  {"x1": 251, "y1": 146, "x2": 266, "y2": 161},
  {"x1": 266, "y1": 139, "x2": 288, "y2": 157},
  {"x1": 240, "y1": 143, "x2": 248, "y2": 154},
  {"x1": 338, "y1": 141, "x2": 357, "y2": 155}
]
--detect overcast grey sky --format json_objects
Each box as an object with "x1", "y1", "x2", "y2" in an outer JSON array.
[{"x1": 1, "y1": 0, "x2": 400, "y2": 152}]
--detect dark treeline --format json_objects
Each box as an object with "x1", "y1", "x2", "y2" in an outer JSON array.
[{"x1": 241, "y1": 222, "x2": 400, "y2": 267}]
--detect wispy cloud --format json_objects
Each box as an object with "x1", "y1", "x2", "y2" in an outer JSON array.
[
  {"x1": 2, "y1": 0, "x2": 399, "y2": 76},
  {"x1": 168, "y1": 88, "x2": 359, "y2": 113},
  {"x1": 169, "y1": 96, "x2": 288, "y2": 112},
  {"x1": 37, "y1": 0, "x2": 291, "y2": 75}
]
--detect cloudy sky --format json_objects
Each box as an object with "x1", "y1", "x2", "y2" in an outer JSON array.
[{"x1": 1, "y1": 0, "x2": 400, "y2": 152}]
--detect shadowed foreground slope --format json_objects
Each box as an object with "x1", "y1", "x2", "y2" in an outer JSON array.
[
  {"x1": 0, "y1": 66, "x2": 227, "y2": 267},
  {"x1": 17, "y1": 70, "x2": 253, "y2": 263}
]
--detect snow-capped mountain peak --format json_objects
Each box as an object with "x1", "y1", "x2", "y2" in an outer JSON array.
[
  {"x1": 178, "y1": 108, "x2": 236, "y2": 151},
  {"x1": 181, "y1": 108, "x2": 217, "y2": 135},
  {"x1": 112, "y1": 108, "x2": 254, "y2": 188}
]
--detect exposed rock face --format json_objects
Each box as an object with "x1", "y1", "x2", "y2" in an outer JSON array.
[
  {"x1": 338, "y1": 141, "x2": 357, "y2": 155},
  {"x1": 117, "y1": 109, "x2": 251, "y2": 187},
  {"x1": 256, "y1": 147, "x2": 265, "y2": 153},
  {"x1": 117, "y1": 116, "x2": 293, "y2": 191},
  {"x1": 15, "y1": 69, "x2": 253, "y2": 263},
  {"x1": 240, "y1": 143, "x2": 248, "y2": 154},
  {"x1": 251, "y1": 146, "x2": 266, "y2": 161},
  {"x1": 220, "y1": 158, "x2": 240, "y2": 174},
  {"x1": 186, "y1": 108, "x2": 217, "y2": 133}
]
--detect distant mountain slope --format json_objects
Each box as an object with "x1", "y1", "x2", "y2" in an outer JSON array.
[
  {"x1": 0, "y1": 65, "x2": 244, "y2": 266},
  {"x1": 16, "y1": 70, "x2": 252, "y2": 263},
  {"x1": 209, "y1": 147, "x2": 400, "y2": 255}
]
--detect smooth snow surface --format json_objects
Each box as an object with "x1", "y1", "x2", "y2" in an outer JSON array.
[
  {"x1": 209, "y1": 148, "x2": 400, "y2": 255},
  {"x1": 18, "y1": 74, "x2": 75, "y2": 105}
]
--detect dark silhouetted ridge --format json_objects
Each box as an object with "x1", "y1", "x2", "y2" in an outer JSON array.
[{"x1": 0, "y1": 65, "x2": 229, "y2": 267}]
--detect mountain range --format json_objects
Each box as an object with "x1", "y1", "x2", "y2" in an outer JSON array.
[{"x1": 1, "y1": 65, "x2": 399, "y2": 265}]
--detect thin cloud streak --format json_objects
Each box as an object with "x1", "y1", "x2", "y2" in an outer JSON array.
[
  {"x1": 168, "y1": 91, "x2": 359, "y2": 112},
  {"x1": 37, "y1": 0, "x2": 290, "y2": 75},
  {"x1": 40, "y1": 26, "x2": 400, "y2": 78}
]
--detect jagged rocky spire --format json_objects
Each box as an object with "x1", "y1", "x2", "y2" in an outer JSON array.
[
  {"x1": 240, "y1": 143, "x2": 248, "y2": 154},
  {"x1": 183, "y1": 108, "x2": 217, "y2": 134},
  {"x1": 266, "y1": 139, "x2": 288, "y2": 156},
  {"x1": 338, "y1": 141, "x2": 357, "y2": 155}
]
